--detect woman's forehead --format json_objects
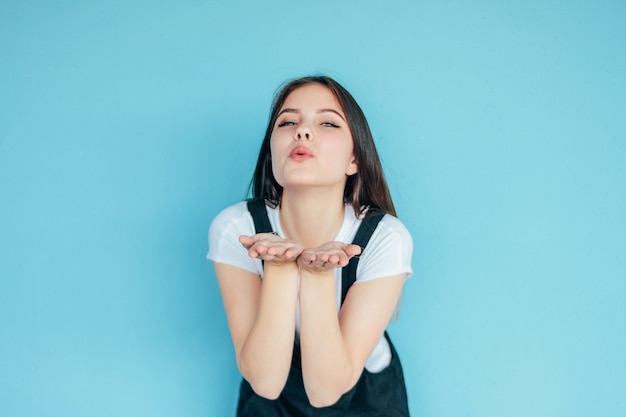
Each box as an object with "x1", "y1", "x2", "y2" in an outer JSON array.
[{"x1": 281, "y1": 84, "x2": 343, "y2": 113}]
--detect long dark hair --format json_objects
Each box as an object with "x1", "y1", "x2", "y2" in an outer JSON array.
[{"x1": 250, "y1": 75, "x2": 397, "y2": 217}]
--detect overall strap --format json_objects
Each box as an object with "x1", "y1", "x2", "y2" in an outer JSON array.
[
  {"x1": 247, "y1": 198, "x2": 274, "y2": 234},
  {"x1": 341, "y1": 210, "x2": 385, "y2": 305}
]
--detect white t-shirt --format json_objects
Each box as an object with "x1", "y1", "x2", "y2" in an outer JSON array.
[{"x1": 207, "y1": 201, "x2": 413, "y2": 372}]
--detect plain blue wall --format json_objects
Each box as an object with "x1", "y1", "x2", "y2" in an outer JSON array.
[{"x1": 1, "y1": 1, "x2": 625, "y2": 416}]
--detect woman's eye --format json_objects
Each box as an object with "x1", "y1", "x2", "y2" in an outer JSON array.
[
  {"x1": 277, "y1": 121, "x2": 296, "y2": 127},
  {"x1": 321, "y1": 122, "x2": 340, "y2": 128}
]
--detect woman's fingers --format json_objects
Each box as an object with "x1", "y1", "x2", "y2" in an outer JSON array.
[
  {"x1": 241, "y1": 237, "x2": 361, "y2": 270},
  {"x1": 238, "y1": 235, "x2": 255, "y2": 248},
  {"x1": 344, "y1": 244, "x2": 362, "y2": 258},
  {"x1": 298, "y1": 242, "x2": 361, "y2": 272},
  {"x1": 239, "y1": 233, "x2": 303, "y2": 263}
]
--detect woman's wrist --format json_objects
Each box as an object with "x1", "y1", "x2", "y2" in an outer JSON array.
[
  {"x1": 299, "y1": 267, "x2": 335, "y2": 281},
  {"x1": 264, "y1": 260, "x2": 299, "y2": 278}
]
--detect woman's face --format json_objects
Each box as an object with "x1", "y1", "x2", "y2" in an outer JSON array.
[{"x1": 270, "y1": 84, "x2": 357, "y2": 192}]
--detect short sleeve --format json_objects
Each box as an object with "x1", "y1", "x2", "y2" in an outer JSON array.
[
  {"x1": 355, "y1": 214, "x2": 413, "y2": 283},
  {"x1": 207, "y1": 202, "x2": 262, "y2": 276}
]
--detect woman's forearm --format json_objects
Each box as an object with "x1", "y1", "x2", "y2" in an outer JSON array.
[
  {"x1": 298, "y1": 269, "x2": 356, "y2": 407},
  {"x1": 238, "y1": 262, "x2": 299, "y2": 399}
]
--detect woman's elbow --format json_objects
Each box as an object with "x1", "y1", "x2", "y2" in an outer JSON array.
[
  {"x1": 238, "y1": 360, "x2": 287, "y2": 400},
  {"x1": 307, "y1": 391, "x2": 343, "y2": 408},
  {"x1": 306, "y1": 370, "x2": 358, "y2": 407},
  {"x1": 249, "y1": 380, "x2": 285, "y2": 401}
]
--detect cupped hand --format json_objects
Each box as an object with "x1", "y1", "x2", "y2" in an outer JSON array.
[
  {"x1": 297, "y1": 242, "x2": 362, "y2": 274},
  {"x1": 239, "y1": 233, "x2": 303, "y2": 265}
]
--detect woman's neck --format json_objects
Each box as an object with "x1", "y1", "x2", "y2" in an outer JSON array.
[{"x1": 279, "y1": 188, "x2": 346, "y2": 248}]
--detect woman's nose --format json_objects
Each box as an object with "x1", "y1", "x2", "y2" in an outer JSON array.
[{"x1": 295, "y1": 126, "x2": 312, "y2": 141}]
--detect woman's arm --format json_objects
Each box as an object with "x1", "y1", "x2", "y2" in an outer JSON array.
[
  {"x1": 299, "y1": 272, "x2": 406, "y2": 407},
  {"x1": 297, "y1": 243, "x2": 406, "y2": 407},
  {"x1": 214, "y1": 233, "x2": 302, "y2": 399}
]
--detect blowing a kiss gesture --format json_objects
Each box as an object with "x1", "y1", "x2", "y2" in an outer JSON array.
[{"x1": 240, "y1": 233, "x2": 362, "y2": 274}]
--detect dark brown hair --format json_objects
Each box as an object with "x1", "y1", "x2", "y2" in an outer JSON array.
[{"x1": 250, "y1": 75, "x2": 397, "y2": 217}]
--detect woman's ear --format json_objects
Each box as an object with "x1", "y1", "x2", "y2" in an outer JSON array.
[{"x1": 346, "y1": 160, "x2": 358, "y2": 176}]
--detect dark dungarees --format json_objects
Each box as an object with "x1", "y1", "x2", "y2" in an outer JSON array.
[{"x1": 237, "y1": 199, "x2": 410, "y2": 417}]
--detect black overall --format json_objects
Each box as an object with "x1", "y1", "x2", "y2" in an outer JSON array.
[{"x1": 236, "y1": 199, "x2": 410, "y2": 417}]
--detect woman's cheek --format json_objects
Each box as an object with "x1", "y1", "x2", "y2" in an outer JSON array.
[
  {"x1": 270, "y1": 162, "x2": 289, "y2": 189},
  {"x1": 269, "y1": 135, "x2": 292, "y2": 186},
  {"x1": 270, "y1": 154, "x2": 285, "y2": 187}
]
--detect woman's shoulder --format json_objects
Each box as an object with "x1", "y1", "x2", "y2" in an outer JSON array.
[
  {"x1": 207, "y1": 200, "x2": 260, "y2": 273},
  {"x1": 358, "y1": 208, "x2": 412, "y2": 243},
  {"x1": 378, "y1": 211, "x2": 409, "y2": 231},
  {"x1": 214, "y1": 200, "x2": 250, "y2": 219},
  {"x1": 355, "y1": 210, "x2": 413, "y2": 282},
  {"x1": 209, "y1": 201, "x2": 253, "y2": 235},
  {"x1": 376, "y1": 213, "x2": 412, "y2": 245}
]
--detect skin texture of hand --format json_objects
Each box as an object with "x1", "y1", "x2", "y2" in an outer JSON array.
[
  {"x1": 239, "y1": 233, "x2": 303, "y2": 265},
  {"x1": 297, "y1": 242, "x2": 362, "y2": 274}
]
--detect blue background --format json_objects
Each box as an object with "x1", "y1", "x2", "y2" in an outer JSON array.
[{"x1": 1, "y1": 1, "x2": 625, "y2": 416}]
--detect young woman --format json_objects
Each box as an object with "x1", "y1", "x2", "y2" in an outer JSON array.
[{"x1": 207, "y1": 76, "x2": 413, "y2": 416}]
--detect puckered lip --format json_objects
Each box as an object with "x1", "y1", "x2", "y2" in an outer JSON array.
[{"x1": 289, "y1": 145, "x2": 314, "y2": 158}]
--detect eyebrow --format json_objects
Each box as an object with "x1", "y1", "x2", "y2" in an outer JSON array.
[{"x1": 277, "y1": 108, "x2": 346, "y2": 121}]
